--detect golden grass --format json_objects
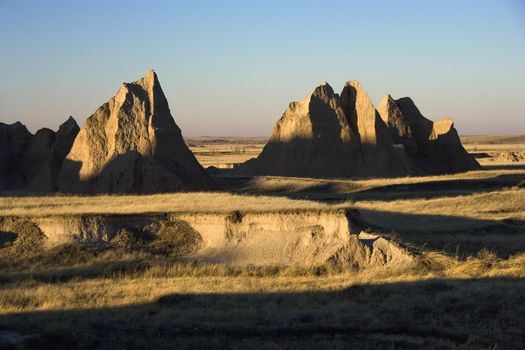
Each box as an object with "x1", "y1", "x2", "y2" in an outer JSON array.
[
  {"x1": 0, "y1": 138, "x2": 523, "y2": 348},
  {"x1": 0, "y1": 192, "x2": 334, "y2": 217},
  {"x1": 244, "y1": 169, "x2": 525, "y2": 192},
  {"x1": 353, "y1": 188, "x2": 525, "y2": 222},
  {"x1": 0, "y1": 252, "x2": 522, "y2": 314}
]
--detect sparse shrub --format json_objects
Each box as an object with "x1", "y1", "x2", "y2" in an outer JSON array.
[
  {"x1": 11, "y1": 221, "x2": 46, "y2": 254},
  {"x1": 111, "y1": 228, "x2": 148, "y2": 252},
  {"x1": 33, "y1": 242, "x2": 101, "y2": 267},
  {"x1": 412, "y1": 251, "x2": 457, "y2": 273},
  {"x1": 0, "y1": 220, "x2": 46, "y2": 263},
  {"x1": 147, "y1": 220, "x2": 202, "y2": 256}
]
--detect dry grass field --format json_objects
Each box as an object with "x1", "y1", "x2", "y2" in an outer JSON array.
[
  {"x1": 186, "y1": 136, "x2": 266, "y2": 169},
  {"x1": 461, "y1": 135, "x2": 525, "y2": 167},
  {"x1": 0, "y1": 135, "x2": 524, "y2": 349},
  {"x1": 0, "y1": 192, "x2": 332, "y2": 216}
]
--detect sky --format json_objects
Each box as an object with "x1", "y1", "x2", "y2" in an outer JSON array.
[{"x1": 0, "y1": 0, "x2": 524, "y2": 136}]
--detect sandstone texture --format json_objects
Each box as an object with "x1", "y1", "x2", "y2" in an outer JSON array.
[
  {"x1": 57, "y1": 70, "x2": 217, "y2": 194},
  {"x1": 238, "y1": 81, "x2": 479, "y2": 177},
  {"x1": 0, "y1": 117, "x2": 79, "y2": 192}
]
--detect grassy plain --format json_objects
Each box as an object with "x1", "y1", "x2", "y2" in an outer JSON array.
[{"x1": 0, "y1": 135, "x2": 524, "y2": 349}]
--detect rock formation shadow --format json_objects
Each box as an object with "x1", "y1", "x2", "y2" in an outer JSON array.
[
  {"x1": 0, "y1": 277, "x2": 522, "y2": 349},
  {"x1": 344, "y1": 209, "x2": 525, "y2": 257},
  {"x1": 217, "y1": 171, "x2": 524, "y2": 203},
  {"x1": 59, "y1": 150, "x2": 217, "y2": 194},
  {"x1": 346, "y1": 173, "x2": 524, "y2": 201},
  {"x1": 482, "y1": 164, "x2": 525, "y2": 171}
]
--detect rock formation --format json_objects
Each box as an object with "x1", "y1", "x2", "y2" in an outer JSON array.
[
  {"x1": 239, "y1": 83, "x2": 361, "y2": 177},
  {"x1": 339, "y1": 81, "x2": 421, "y2": 177},
  {"x1": 237, "y1": 81, "x2": 460, "y2": 178},
  {"x1": 0, "y1": 118, "x2": 79, "y2": 192},
  {"x1": 377, "y1": 95, "x2": 481, "y2": 174},
  {"x1": 0, "y1": 122, "x2": 32, "y2": 190},
  {"x1": 57, "y1": 70, "x2": 217, "y2": 194},
  {"x1": 30, "y1": 117, "x2": 80, "y2": 191}
]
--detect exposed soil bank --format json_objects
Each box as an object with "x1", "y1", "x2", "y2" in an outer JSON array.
[{"x1": 0, "y1": 211, "x2": 411, "y2": 268}]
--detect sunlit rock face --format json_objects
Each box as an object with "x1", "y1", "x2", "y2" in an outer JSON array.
[
  {"x1": 237, "y1": 79, "x2": 479, "y2": 178},
  {"x1": 240, "y1": 83, "x2": 363, "y2": 178},
  {"x1": 57, "y1": 70, "x2": 217, "y2": 194},
  {"x1": 0, "y1": 118, "x2": 80, "y2": 192},
  {"x1": 340, "y1": 81, "x2": 421, "y2": 177}
]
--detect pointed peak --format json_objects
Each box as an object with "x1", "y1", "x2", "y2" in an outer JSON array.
[
  {"x1": 126, "y1": 69, "x2": 161, "y2": 92},
  {"x1": 341, "y1": 80, "x2": 372, "y2": 100},
  {"x1": 61, "y1": 116, "x2": 79, "y2": 128},
  {"x1": 341, "y1": 80, "x2": 374, "y2": 109},
  {"x1": 344, "y1": 80, "x2": 364, "y2": 90},
  {"x1": 395, "y1": 97, "x2": 418, "y2": 112},
  {"x1": 379, "y1": 94, "x2": 397, "y2": 107},
  {"x1": 396, "y1": 96, "x2": 416, "y2": 106},
  {"x1": 309, "y1": 82, "x2": 336, "y2": 102},
  {"x1": 144, "y1": 69, "x2": 157, "y2": 81},
  {"x1": 394, "y1": 97, "x2": 433, "y2": 125}
]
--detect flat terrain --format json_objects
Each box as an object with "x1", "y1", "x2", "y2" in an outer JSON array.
[
  {"x1": 461, "y1": 134, "x2": 525, "y2": 167},
  {"x1": 0, "y1": 192, "x2": 332, "y2": 216},
  {"x1": 0, "y1": 135, "x2": 524, "y2": 349},
  {"x1": 186, "y1": 136, "x2": 266, "y2": 169},
  {"x1": 185, "y1": 135, "x2": 525, "y2": 170}
]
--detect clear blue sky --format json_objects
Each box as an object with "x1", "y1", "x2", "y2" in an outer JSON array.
[{"x1": 1, "y1": 0, "x2": 524, "y2": 136}]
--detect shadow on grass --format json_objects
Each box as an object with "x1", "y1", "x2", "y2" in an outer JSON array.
[
  {"x1": 345, "y1": 209, "x2": 525, "y2": 257},
  {"x1": 0, "y1": 277, "x2": 522, "y2": 349},
  {"x1": 217, "y1": 172, "x2": 525, "y2": 203},
  {"x1": 346, "y1": 173, "x2": 524, "y2": 202},
  {"x1": 482, "y1": 164, "x2": 525, "y2": 171}
]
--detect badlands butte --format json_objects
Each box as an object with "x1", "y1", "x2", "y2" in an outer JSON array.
[
  {"x1": 1, "y1": 71, "x2": 524, "y2": 348},
  {"x1": 0, "y1": 70, "x2": 517, "y2": 264},
  {"x1": 1, "y1": 70, "x2": 480, "y2": 194},
  {"x1": 0, "y1": 70, "x2": 484, "y2": 266}
]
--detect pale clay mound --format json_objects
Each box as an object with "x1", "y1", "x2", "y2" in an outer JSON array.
[
  {"x1": 0, "y1": 117, "x2": 79, "y2": 192},
  {"x1": 58, "y1": 70, "x2": 217, "y2": 194},
  {"x1": 237, "y1": 81, "x2": 479, "y2": 178},
  {"x1": 0, "y1": 211, "x2": 412, "y2": 268}
]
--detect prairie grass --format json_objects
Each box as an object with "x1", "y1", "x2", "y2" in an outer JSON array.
[
  {"x1": 0, "y1": 251, "x2": 522, "y2": 313},
  {"x1": 0, "y1": 251, "x2": 522, "y2": 348},
  {"x1": 0, "y1": 192, "x2": 333, "y2": 217},
  {"x1": 0, "y1": 138, "x2": 523, "y2": 348},
  {"x1": 353, "y1": 188, "x2": 525, "y2": 222},
  {"x1": 240, "y1": 169, "x2": 525, "y2": 193}
]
